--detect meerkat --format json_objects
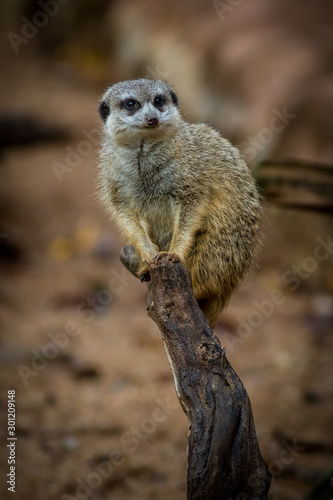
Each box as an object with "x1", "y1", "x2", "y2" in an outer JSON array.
[{"x1": 98, "y1": 79, "x2": 261, "y2": 328}]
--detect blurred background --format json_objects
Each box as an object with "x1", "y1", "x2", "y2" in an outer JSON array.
[{"x1": 0, "y1": 1, "x2": 332, "y2": 499}]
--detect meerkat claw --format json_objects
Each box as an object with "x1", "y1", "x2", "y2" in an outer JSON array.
[
  {"x1": 169, "y1": 253, "x2": 181, "y2": 263},
  {"x1": 153, "y1": 252, "x2": 181, "y2": 264},
  {"x1": 139, "y1": 272, "x2": 151, "y2": 282},
  {"x1": 154, "y1": 252, "x2": 169, "y2": 262}
]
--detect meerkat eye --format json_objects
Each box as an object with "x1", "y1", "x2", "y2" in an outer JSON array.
[
  {"x1": 122, "y1": 98, "x2": 141, "y2": 111},
  {"x1": 99, "y1": 101, "x2": 110, "y2": 123},
  {"x1": 153, "y1": 95, "x2": 166, "y2": 108}
]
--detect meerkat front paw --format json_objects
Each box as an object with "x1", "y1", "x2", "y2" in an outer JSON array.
[
  {"x1": 138, "y1": 253, "x2": 182, "y2": 281},
  {"x1": 153, "y1": 252, "x2": 181, "y2": 264}
]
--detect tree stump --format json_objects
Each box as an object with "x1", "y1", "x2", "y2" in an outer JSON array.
[{"x1": 120, "y1": 246, "x2": 271, "y2": 500}]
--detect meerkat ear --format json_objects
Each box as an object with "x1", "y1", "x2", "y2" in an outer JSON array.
[
  {"x1": 99, "y1": 101, "x2": 110, "y2": 123},
  {"x1": 169, "y1": 90, "x2": 178, "y2": 107}
]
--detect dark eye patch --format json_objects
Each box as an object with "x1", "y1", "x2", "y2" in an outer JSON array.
[
  {"x1": 99, "y1": 101, "x2": 110, "y2": 123},
  {"x1": 170, "y1": 90, "x2": 178, "y2": 107},
  {"x1": 121, "y1": 98, "x2": 141, "y2": 111},
  {"x1": 153, "y1": 95, "x2": 166, "y2": 108}
]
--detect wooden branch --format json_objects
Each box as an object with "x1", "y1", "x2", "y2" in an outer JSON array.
[
  {"x1": 120, "y1": 246, "x2": 271, "y2": 500},
  {"x1": 254, "y1": 159, "x2": 333, "y2": 213}
]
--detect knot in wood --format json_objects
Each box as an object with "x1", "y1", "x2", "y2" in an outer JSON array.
[
  {"x1": 160, "y1": 299, "x2": 175, "y2": 318},
  {"x1": 197, "y1": 341, "x2": 223, "y2": 362}
]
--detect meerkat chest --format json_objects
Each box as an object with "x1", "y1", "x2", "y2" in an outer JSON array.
[
  {"x1": 112, "y1": 141, "x2": 177, "y2": 200},
  {"x1": 111, "y1": 144, "x2": 179, "y2": 247}
]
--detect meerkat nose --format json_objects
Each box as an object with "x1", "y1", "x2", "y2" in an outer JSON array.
[{"x1": 146, "y1": 116, "x2": 159, "y2": 127}]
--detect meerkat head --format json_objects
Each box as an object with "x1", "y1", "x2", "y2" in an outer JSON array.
[{"x1": 99, "y1": 79, "x2": 180, "y2": 146}]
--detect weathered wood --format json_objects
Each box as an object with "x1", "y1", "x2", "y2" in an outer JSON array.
[{"x1": 120, "y1": 246, "x2": 271, "y2": 500}]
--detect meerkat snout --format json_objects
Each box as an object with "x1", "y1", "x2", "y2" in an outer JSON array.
[{"x1": 146, "y1": 115, "x2": 159, "y2": 127}]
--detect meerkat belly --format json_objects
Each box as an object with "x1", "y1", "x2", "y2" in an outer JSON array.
[{"x1": 144, "y1": 196, "x2": 176, "y2": 251}]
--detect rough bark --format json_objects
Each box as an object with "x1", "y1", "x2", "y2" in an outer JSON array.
[{"x1": 120, "y1": 246, "x2": 271, "y2": 500}]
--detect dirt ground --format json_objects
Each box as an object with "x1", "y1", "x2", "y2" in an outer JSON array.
[{"x1": 1, "y1": 5, "x2": 333, "y2": 499}]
